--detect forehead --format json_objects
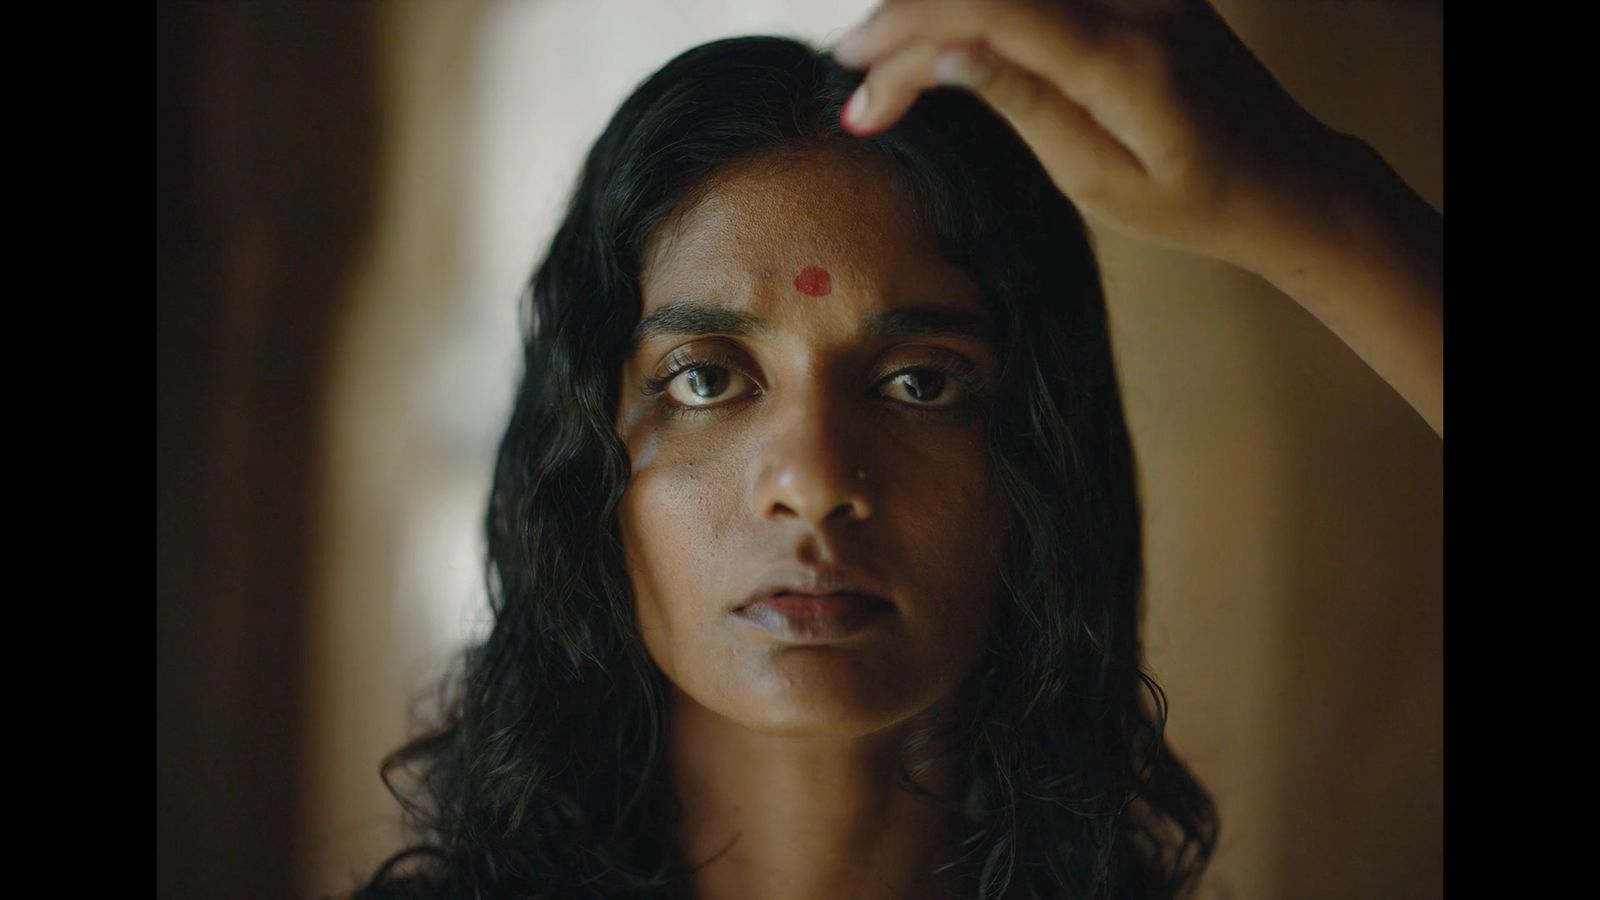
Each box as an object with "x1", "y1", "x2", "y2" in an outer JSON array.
[{"x1": 638, "y1": 148, "x2": 985, "y2": 321}]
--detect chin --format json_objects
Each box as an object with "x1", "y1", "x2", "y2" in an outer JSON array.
[{"x1": 716, "y1": 649, "x2": 949, "y2": 739}]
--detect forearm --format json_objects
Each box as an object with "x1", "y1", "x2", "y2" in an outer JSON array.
[{"x1": 1233, "y1": 136, "x2": 1444, "y2": 438}]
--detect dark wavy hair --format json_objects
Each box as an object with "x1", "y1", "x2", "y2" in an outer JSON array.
[{"x1": 357, "y1": 34, "x2": 1217, "y2": 900}]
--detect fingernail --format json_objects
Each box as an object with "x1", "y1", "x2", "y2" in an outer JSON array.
[{"x1": 842, "y1": 84, "x2": 870, "y2": 130}]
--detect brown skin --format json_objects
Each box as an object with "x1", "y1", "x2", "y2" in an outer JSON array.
[{"x1": 615, "y1": 149, "x2": 1011, "y2": 900}]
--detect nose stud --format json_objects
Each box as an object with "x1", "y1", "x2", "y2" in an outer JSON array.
[{"x1": 854, "y1": 468, "x2": 867, "y2": 481}]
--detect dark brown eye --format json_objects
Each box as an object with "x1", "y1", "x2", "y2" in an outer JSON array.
[
  {"x1": 642, "y1": 349, "x2": 985, "y2": 419},
  {"x1": 664, "y1": 364, "x2": 752, "y2": 407},
  {"x1": 882, "y1": 368, "x2": 958, "y2": 407},
  {"x1": 683, "y1": 367, "x2": 730, "y2": 399},
  {"x1": 640, "y1": 343, "x2": 757, "y2": 414}
]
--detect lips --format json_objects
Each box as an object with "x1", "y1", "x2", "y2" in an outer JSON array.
[
  {"x1": 735, "y1": 591, "x2": 894, "y2": 642},
  {"x1": 733, "y1": 566, "x2": 896, "y2": 642},
  {"x1": 735, "y1": 567, "x2": 894, "y2": 613}
]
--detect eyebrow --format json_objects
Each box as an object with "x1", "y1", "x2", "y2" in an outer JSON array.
[{"x1": 629, "y1": 300, "x2": 996, "y2": 354}]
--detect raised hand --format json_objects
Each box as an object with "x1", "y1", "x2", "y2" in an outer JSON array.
[
  {"x1": 832, "y1": 0, "x2": 1443, "y2": 437},
  {"x1": 832, "y1": 0, "x2": 1359, "y2": 272}
]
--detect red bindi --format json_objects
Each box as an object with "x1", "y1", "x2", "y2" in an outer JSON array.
[{"x1": 793, "y1": 265, "x2": 832, "y2": 297}]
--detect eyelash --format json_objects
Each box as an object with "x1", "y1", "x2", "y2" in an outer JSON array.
[{"x1": 640, "y1": 350, "x2": 989, "y2": 421}]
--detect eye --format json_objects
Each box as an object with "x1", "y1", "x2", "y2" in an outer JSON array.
[
  {"x1": 640, "y1": 347, "x2": 757, "y2": 415},
  {"x1": 881, "y1": 368, "x2": 958, "y2": 407},
  {"x1": 877, "y1": 355, "x2": 986, "y2": 411},
  {"x1": 664, "y1": 364, "x2": 751, "y2": 407},
  {"x1": 640, "y1": 347, "x2": 988, "y2": 419}
]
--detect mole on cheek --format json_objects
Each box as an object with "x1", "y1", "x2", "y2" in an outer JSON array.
[{"x1": 793, "y1": 265, "x2": 832, "y2": 297}]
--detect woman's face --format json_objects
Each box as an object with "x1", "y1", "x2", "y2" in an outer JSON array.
[{"x1": 615, "y1": 148, "x2": 1010, "y2": 738}]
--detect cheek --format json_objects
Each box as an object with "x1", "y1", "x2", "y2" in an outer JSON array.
[
  {"x1": 617, "y1": 443, "x2": 741, "y2": 684},
  {"x1": 891, "y1": 427, "x2": 1002, "y2": 547},
  {"x1": 890, "y1": 439, "x2": 1009, "y2": 649}
]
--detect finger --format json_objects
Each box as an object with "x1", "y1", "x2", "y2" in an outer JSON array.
[
  {"x1": 834, "y1": 0, "x2": 1104, "y2": 70},
  {"x1": 838, "y1": 39, "x2": 941, "y2": 136},
  {"x1": 934, "y1": 42, "x2": 1146, "y2": 189},
  {"x1": 832, "y1": 0, "x2": 1172, "y2": 161},
  {"x1": 841, "y1": 39, "x2": 1145, "y2": 204}
]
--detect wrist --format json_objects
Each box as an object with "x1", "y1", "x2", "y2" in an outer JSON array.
[
  {"x1": 1232, "y1": 132, "x2": 1441, "y2": 310},
  {"x1": 1223, "y1": 131, "x2": 1444, "y2": 436}
]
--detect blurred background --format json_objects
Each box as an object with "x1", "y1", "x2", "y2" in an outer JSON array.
[{"x1": 155, "y1": 1, "x2": 1442, "y2": 897}]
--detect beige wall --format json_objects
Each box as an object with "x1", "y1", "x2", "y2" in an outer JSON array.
[{"x1": 155, "y1": 2, "x2": 1442, "y2": 897}]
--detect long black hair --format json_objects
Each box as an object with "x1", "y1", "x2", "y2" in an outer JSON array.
[{"x1": 358, "y1": 34, "x2": 1217, "y2": 900}]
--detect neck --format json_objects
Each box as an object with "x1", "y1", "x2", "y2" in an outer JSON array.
[{"x1": 666, "y1": 684, "x2": 972, "y2": 900}]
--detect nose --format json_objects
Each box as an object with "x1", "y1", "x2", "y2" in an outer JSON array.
[{"x1": 749, "y1": 384, "x2": 873, "y2": 529}]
